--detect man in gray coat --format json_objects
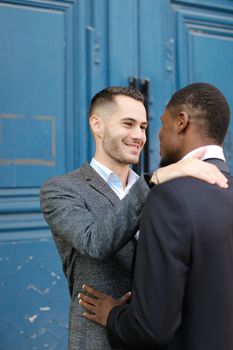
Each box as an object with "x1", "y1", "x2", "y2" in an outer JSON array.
[{"x1": 40, "y1": 86, "x2": 227, "y2": 349}]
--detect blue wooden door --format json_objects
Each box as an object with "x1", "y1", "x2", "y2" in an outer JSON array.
[
  {"x1": 0, "y1": 1, "x2": 75, "y2": 348},
  {"x1": 0, "y1": 1, "x2": 232, "y2": 349},
  {"x1": 139, "y1": 0, "x2": 233, "y2": 170},
  {"x1": 169, "y1": 0, "x2": 233, "y2": 168}
]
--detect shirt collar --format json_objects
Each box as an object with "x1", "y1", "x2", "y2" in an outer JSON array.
[
  {"x1": 90, "y1": 158, "x2": 113, "y2": 183},
  {"x1": 90, "y1": 158, "x2": 139, "y2": 187},
  {"x1": 182, "y1": 145, "x2": 225, "y2": 161}
]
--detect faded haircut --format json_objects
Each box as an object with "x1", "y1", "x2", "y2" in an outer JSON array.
[
  {"x1": 89, "y1": 86, "x2": 144, "y2": 117},
  {"x1": 167, "y1": 82, "x2": 230, "y2": 144}
]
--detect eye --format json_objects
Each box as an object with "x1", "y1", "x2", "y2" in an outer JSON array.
[
  {"x1": 140, "y1": 125, "x2": 147, "y2": 131},
  {"x1": 123, "y1": 122, "x2": 133, "y2": 127}
]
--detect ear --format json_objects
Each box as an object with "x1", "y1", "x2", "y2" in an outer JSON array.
[
  {"x1": 175, "y1": 111, "x2": 190, "y2": 134},
  {"x1": 89, "y1": 115, "x2": 104, "y2": 138}
]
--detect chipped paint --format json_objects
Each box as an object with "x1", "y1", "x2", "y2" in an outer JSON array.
[
  {"x1": 30, "y1": 334, "x2": 37, "y2": 340},
  {"x1": 27, "y1": 284, "x2": 50, "y2": 295},
  {"x1": 26, "y1": 314, "x2": 38, "y2": 323},
  {"x1": 47, "y1": 268, "x2": 61, "y2": 280},
  {"x1": 25, "y1": 256, "x2": 34, "y2": 263},
  {"x1": 39, "y1": 307, "x2": 50, "y2": 312}
]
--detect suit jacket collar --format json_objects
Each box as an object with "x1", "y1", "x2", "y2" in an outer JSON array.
[
  {"x1": 80, "y1": 162, "x2": 120, "y2": 205},
  {"x1": 205, "y1": 158, "x2": 231, "y2": 175},
  {"x1": 78, "y1": 160, "x2": 231, "y2": 205}
]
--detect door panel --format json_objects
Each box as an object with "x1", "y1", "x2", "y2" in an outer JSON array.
[
  {"x1": 139, "y1": 0, "x2": 233, "y2": 170},
  {"x1": 173, "y1": 1, "x2": 233, "y2": 167},
  {"x1": 0, "y1": 3, "x2": 66, "y2": 187},
  {"x1": 0, "y1": 0, "x2": 75, "y2": 349}
]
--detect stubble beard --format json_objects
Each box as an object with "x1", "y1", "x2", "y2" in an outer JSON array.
[
  {"x1": 159, "y1": 153, "x2": 180, "y2": 168},
  {"x1": 102, "y1": 130, "x2": 140, "y2": 166},
  {"x1": 159, "y1": 157, "x2": 174, "y2": 168}
]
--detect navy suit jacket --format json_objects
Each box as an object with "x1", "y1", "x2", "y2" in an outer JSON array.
[{"x1": 107, "y1": 159, "x2": 233, "y2": 350}]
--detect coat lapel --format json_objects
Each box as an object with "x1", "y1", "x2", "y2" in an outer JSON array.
[{"x1": 80, "y1": 162, "x2": 120, "y2": 206}]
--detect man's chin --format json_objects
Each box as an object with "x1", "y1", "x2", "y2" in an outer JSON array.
[
  {"x1": 116, "y1": 156, "x2": 140, "y2": 166},
  {"x1": 128, "y1": 157, "x2": 140, "y2": 165},
  {"x1": 124, "y1": 152, "x2": 141, "y2": 164},
  {"x1": 125, "y1": 155, "x2": 140, "y2": 165}
]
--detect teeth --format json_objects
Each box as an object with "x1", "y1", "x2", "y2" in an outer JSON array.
[
  {"x1": 125, "y1": 144, "x2": 139, "y2": 149},
  {"x1": 129, "y1": 146, "x2": 139, "y2": 150}
]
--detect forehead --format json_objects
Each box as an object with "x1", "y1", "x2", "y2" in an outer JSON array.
[{"x1": 113, "y1": 95, "x2": 147, "y2": 121}]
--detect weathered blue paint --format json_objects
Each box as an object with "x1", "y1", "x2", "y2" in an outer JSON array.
[
  {"x1": 170, "y1": 0, "x2": 233, "y2": 168},
  {"x1": 0, "y1": 239, "x2": 69, "y2": 349},
  {"x1": 0, "y1": 0, "x2": 76, "y2": 348},
  {"x1": 0, "y1": 0, "x2": 232, "y2": 349}
]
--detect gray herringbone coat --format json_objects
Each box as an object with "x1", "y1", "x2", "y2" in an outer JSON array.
[{"x1": 40, "y1": 163, "x2": 150, "y2": 349}]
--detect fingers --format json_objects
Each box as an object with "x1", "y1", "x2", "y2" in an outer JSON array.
[
  {"x1": 81, "y1": 300, "x2": 106, "y2": 326},
  {"x1": 82, "y1": 284, "x2": 106, "y2": 299},
  {"x1": 79, "y1": 295, "x2": 97, "y2": 314},
  {"x1": 83, "y1": 311, "x2": 100, "y2": 323},
  {"x1": 83, "y1": 310, "x2": 106, "y2": 326},
  {"x1": 195, "y1": 162, "x2": 228, "y2": 188},
  {"x1": 191, "y1": 148, "x2": 207, "y2": 159},
  {"x1": 208, "y1": 166, "x2": 228, "y2": 188},
  {"x1": 120, "y1": 291, "x2": 131, "y2": 304},
  {"x1": 78, "y1": 292, "x2": 98, "y2": 306},
  {"x1": 179, "y1": 158, "x2": 228, "y2": 188},
  {"x1": 78, "y1": 287, "x2": 112, "y2": 327},
  {"x1": 185, "y1": 152, "x2": 228, "y2": 188}
]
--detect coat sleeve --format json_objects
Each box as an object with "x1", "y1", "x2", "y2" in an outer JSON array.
[
  {"x1": 40, "y1": 174, "x2": 150, "y2": 260},
  {"x1": 106, "y1": 181, "x2": 192, "y2": 348}
]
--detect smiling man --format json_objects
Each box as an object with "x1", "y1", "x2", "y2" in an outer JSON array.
[
  {"x1": 41, "y1": 86, "x2": 228, "y2": 350},
  {"x1": 78, "y1": 83, "x2": 233, "y2": 350}
]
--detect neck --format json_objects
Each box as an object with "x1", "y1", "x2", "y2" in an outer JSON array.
[
  {"x1": 179, "y1": 137, "x2": 219, "y2": 159},
  {"x1": 94, "y1": 154, "x2": 130, "y2": 189}
]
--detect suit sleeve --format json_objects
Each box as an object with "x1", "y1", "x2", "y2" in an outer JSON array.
[
  {"x1": 40, "y1": 174, "x2": 150, "y2": 260},
  {"x1": 106, "y1": 181, "x2": 192, "y2": 348}
]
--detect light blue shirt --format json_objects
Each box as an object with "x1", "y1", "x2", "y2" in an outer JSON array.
[{"x1": 90, "y1": 158, "x2": 139, "y2": 199}]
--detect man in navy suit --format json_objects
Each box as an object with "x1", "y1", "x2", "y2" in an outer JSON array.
[{"x1": 79, "y1": 82, "x2": 233, "y2": 350}]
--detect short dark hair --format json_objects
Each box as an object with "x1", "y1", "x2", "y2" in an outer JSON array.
[
  {"x1": 167, "y1": 82, "x2": 230, "y2": 144},
  {"x1": 89, "y1": 86, "x2": 144, "y2": 117}
]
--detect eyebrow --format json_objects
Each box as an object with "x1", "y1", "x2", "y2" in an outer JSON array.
[{"x1": 120, "y1": 117, "x2": 148, "y2": 126}]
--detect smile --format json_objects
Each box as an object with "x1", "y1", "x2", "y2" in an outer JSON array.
[{"x1": 124, "y1": 143, "x2": 141, "y2": 150}]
